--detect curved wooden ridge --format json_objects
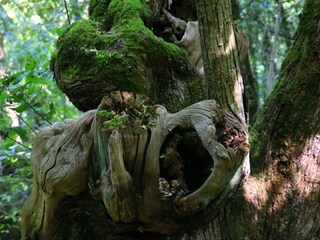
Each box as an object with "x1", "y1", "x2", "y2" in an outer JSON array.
[{"x1": 21, "y1": 95, "x2": 249, "y2": 239}]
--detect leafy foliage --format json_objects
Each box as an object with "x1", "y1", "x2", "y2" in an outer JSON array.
[
  {"x1": 98, "y1": 110, "x2": 129, "y2": 129},
  {"x1": 0, "y1": 1, "x2": 87, "y2": 238},
  {"x1": 238, "y1": 0, "x2": 304, "y2": 102}
]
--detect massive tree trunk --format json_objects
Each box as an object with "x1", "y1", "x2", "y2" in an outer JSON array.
[
  {"x1": 197, "y1": 0, "x2": 246, "y2": 121},
  {"x1": 208, "y1": 0, "x2": 320, "y2": 239},
  {"x1": 21, "y1": 0, "x2": 319, "y2": 239},
  {"x1": 22, "y1": 0, "x2": 249, "y2": 239}
]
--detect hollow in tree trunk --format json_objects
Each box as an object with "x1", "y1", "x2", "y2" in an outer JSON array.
[{"x1": 21, "y1": 0, "x2": 320, "y2": 239}]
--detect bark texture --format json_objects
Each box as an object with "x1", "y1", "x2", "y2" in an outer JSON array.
[
  {"x1": 51, "y1": 0, "x2": 204, "y2": 112},
  {"x1": 21, "y1": 0, "x2": 320, "y2": 239},
  {"x1": 22, "y1": 0, "x2": 251, "y2": 239},
  {"x1": 196, "y1": 0, "x2": 246, "y2": 123},
  {"x1": 204, "y1": 0, "x2": 320, "y2": 239},
  {"x1": 21, "y1": 95, "x2": 249, "y2": 239}
]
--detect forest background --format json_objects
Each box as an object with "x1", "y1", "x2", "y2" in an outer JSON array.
[{"x1": 0, "y1": 0, "x2": 304, "y2": 239}]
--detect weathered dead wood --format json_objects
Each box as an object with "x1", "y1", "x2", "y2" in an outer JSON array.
[
  {"x1": 21, "y1": 110, "x2": 95, "y2": 239},
  {"x1": 21, "y1": 98, "x2": 249, "y2": 239}
]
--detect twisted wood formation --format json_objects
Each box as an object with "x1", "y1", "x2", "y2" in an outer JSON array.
[{"x1": 22, "y1": 98, "x2": 248, "y2": 239}]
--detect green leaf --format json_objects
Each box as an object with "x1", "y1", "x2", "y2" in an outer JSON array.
[
  {"x1": 10, "y1": 92, "x2": 24, "y2": 102},
  {"x1": 44, "y1": 88, "x2": 53, "y2": 96},
  {"x1": 13, "y1": 103, "x2": 29, "y2": 113},
  {"x1": 26, "y1": 74, "x2": 44, "y2": 84},
  {"x1": 25, "y1": 58, "x2": 37, "y2": 71},
  {"x1": 11, "y1": 127, "x2": 28, "y2": 142},
  {"x1": 55, "y1": 28, "x2": 64, "y2": 36},
  {"x1": 10, "y1": 71, "x2": 30, "y2": 84},
  {"x1": 0, "y1": 91, "x2": 8, "y2": 101},
  {"x1": 49, "y1": 102, "x2": 55, "y2": 112}
]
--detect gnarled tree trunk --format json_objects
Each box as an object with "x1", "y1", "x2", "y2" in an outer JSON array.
[
  {"x1": 21, "y1": 95, "x2": 248, "y2": 239},
  {"x1": 202, "y1": 0, "x2": 320, "y2": 239},
  {"x1": 21, "y1": 0, "x2": 320, "y2": 239},
  {"x1": 22, "y1": 0, "x2": 250, "y2": 238}
]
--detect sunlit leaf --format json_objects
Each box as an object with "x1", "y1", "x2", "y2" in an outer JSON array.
[
  {"x1": 25, "y1": 58, "x2": 37, "y2": 71},
  {"x1": 13, "y1": 103, "x2": 29, "y2": 112},
  {"x1": 26, "y1": 74, "x2": 44, "y2": 84},
  {"x1": 55, "y1": 27, "x2": 64, "y2": 35},
  {"x1": 9, "y1": 71, "x2": 30, "y2": 84},
  {"x1": 0, "y1": 91, "x2": 8, "y2": 101}
]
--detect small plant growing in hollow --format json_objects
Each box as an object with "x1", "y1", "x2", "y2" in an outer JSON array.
[{"x1": 98, "y1": 110, "x2": 128, "y2": 129}]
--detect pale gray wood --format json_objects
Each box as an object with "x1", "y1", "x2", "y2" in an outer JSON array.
[{"x1": 21, "y1": 99, "x2": 249, "y2": 239}]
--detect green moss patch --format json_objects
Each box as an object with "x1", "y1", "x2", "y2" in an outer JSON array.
[{"x1": 52, "y1": 0, "x2": 189, "y2": 110}]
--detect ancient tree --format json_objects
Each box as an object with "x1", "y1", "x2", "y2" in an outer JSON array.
[{"x1": 21, "y1": 0, "x2": 319, "y2": 239}]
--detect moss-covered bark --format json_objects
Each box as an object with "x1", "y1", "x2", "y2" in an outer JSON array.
[
  {"x1": 23, "y1": 0, "x2": 320, "y2": 239},
  {"x1": 24, "y1": 0, "x2": 250, "y2": 239},
  {"x1": 204, "y1": 0, "x2": 320, "y2": 239},
  {"x1": 251, "y1": 0, "x2": 320, "y2": 172},
  {"x1": 51, "y1": 0, "x2": 204, "y2": 112}
]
